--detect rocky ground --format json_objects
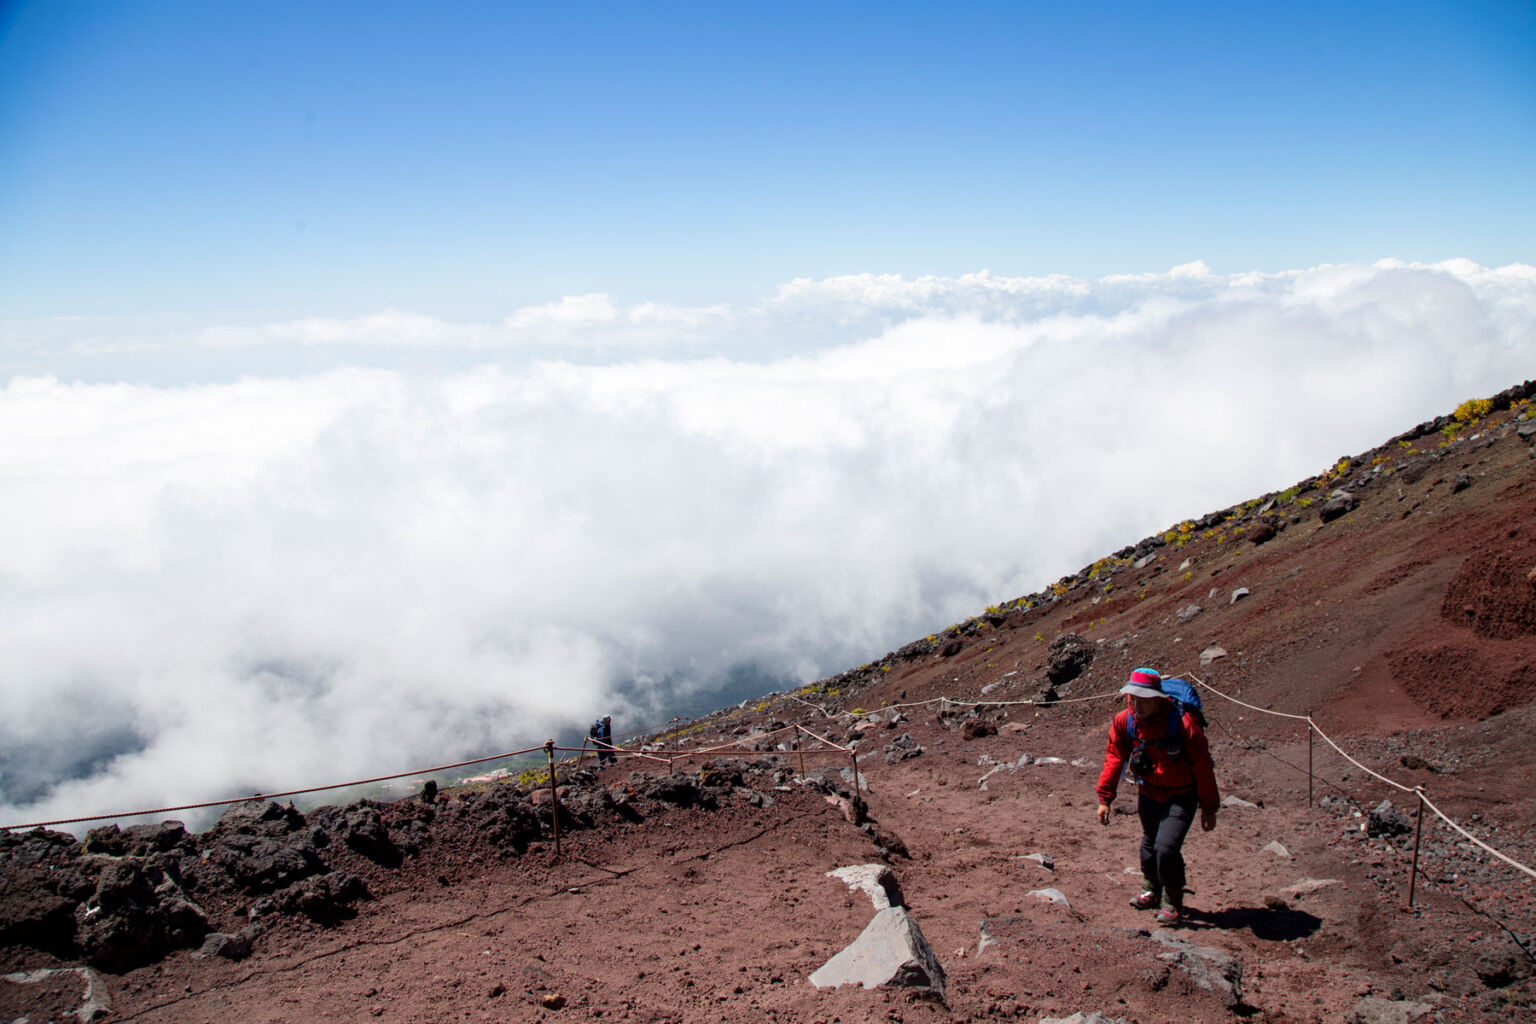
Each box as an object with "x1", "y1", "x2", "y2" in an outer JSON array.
[{"x1": 4, "y1": 384, "x2": 1536, "y2": 1024}]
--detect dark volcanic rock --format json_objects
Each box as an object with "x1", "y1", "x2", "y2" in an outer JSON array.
[
  {"x1": 884, "y1": 734, "x2": 923, "y2": 764},
  {"x1": 75, "y1": 858, "x2": 208, "y2": 972},
  {"x1": 1365, "y1": 799, "x2": 1412, "y2": 838},
  {"x1": 1319, "y1": 492, "x2": 1358, "y2": 523},
  {"x1": 639, "y1": 773, "x2": 719, "y2": 810},
  {"x1": 0, "y1": 872, "x2": 78, "y2": 956},
  {"x1": 249, "y1": 871, "x2": 368, "y2": 925},
  {"x1": 309, "y1": 804, "x2": 401, "y2": 866},
  {"x1": 452, "y1": 784, "x2": 545, "y2": 854},
  {"x1": 1045, "y1": 632, "x2": 1095, "y2": 687},
  {"x1": 202, "y1": 801, "x2": 323, "y2": 894}
]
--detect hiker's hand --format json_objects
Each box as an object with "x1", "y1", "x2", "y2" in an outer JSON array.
[
  {"x1": 1201, "y1": 808, "x2": 1217, "y2": 832},
  {"x1": 1097, "y1": 803, "x2": 1111, "y2": 826}
]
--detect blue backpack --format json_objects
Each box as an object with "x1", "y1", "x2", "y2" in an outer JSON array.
[{"x1": 1159, "y1": 677, "x2": 1206, "y2": 729}]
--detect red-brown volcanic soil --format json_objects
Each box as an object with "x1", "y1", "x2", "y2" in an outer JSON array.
[{"x1": 5, "y1": 394, "x2": 1536, "y2": 1024}]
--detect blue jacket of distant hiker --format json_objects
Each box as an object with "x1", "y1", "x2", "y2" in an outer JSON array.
[{"x1": 1096, "y1": 702, "x2": 1220, "y2": 812}]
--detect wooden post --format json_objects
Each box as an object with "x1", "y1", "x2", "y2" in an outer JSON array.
[
  {"x1": 849, "y1": 749, "x2": 861, "y2": 800},
  {"x1": 1408, "y1": 788, "x2": 1426, "y2": 908},
  {"x1": 795, "y1": 729, "x2": 806, "y2": 780},
  {"x1": 1307, "y1": 719, "x2": 1314, "y2": 809},
  {"x1": 544, "y1": 739, "x2": 561, "y2": 858}
]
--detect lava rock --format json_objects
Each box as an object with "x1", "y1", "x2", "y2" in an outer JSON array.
[
  {"x1": 1319, "y1": 492, "x2": 1358, "y2": 523},
  {"x1": 884, "y1": 734, "x2": 923, "y2": 764},
  {"x1": 961, "y1": 720, "x2": 997, "y2": 741},
  {"x1": 1045, "y1": 633, "x2": 1095, "y2": 687},
  {"x1": 75, "y1": 859, "x2": 209, "y2": 972},
  {"x1": 1366, "y1": 799, "x2": 1413, "y2": 838}
]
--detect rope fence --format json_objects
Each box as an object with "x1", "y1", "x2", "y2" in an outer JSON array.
[
  {"x1": 0, "y1": 745, "x2": 549, "y2": 832},
  {"x1": 1187, "y1": 672, "x2": 1536, "y2": 904}
]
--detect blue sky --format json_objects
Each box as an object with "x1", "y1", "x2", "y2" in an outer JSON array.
[
  {"x1": 3, "y1": 1, "x2": 1532, "y2": 326},
  {"x1": 3, "y1": 2, "x2": 1535, "y2": 825}
]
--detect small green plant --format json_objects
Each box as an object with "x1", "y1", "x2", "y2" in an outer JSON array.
[
  {"x1": 1440, "y1": 421, "x2": 1464, "y2": 440},
  {"x1": 1453, "y1": 397, "x2": 1493, "y2": 423},
  {"x1": 1033, "y1": 632, "x2": 1045, "y2": 643},
  {"x1": 1181, "y1": 570, "x2": 1193, "y2": 581},
  {"x1": 1278, "y1": 486, "x2": 1299, "y2": 503},
  {"x1": 516, "y1": 766, "x2": 552, "y2": 788}
]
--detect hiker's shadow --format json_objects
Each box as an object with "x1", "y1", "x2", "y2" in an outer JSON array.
[{"x1": 1186, "y1": 906, "x2": 1321, "y2": 941}]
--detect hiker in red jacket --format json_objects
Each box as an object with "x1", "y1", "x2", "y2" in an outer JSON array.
[{"x1": 1095, "y1": 667, "x2": 1219, "y2": 926}]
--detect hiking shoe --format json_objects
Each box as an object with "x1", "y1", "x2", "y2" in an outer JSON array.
[
  {"x1": 1129, "y1": 891, "x2": 1160, "y2": 910},
  {"x1": 1155, "y1": 905, "x2": 1183, "y2": 926}
]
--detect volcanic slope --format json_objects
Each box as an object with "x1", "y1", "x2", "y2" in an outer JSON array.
[{"x1": 4, "y1": 385, "x2": 1536, "y2": 1024}]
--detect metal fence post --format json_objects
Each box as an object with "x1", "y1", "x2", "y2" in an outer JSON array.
[{"x1": 1408, "y1": 787, "x2": 1426, "y2": 908}]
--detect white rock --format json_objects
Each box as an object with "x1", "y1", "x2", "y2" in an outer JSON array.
[
  {"x1": 1262, "y1": 841, "x2": 1291, "y2": 858},
  {"x1": 826, "y1": 864, "x2": 905, "y2": 911},
  {"x1": 808, "y1": 907, "x2": 946, "y2": 999},
  {"x1": 1200, "y1": 646, "x2": 1228, "y2": 666},
  {"x1": 1028, "y1": 888, "x2": 1071, "y2": 908}
]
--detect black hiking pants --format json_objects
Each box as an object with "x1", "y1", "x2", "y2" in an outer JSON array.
[{"x1": 1138, "y1": 789, "x2": 1197, "y2": 907}]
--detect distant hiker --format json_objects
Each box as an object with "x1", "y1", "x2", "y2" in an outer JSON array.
[
  {"x1": 590, "y1": 714, "x2": 616, "y2": 764},
  {"x1": 1095, "y1": 668, "x2": 1218, "y2": 926}
]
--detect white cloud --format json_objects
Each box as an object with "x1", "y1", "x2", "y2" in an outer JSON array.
[{"x1": 2, "y1": 260, "x2": 1533, "y2": 831}]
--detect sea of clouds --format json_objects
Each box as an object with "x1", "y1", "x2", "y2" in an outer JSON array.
[{"x1": 2, "y1": 259, "x2": 1532, "y2": 832}]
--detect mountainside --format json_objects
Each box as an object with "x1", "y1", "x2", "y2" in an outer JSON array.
[{"x1": 4, "y1": 382, "x2": 1536, "y2": 1024}]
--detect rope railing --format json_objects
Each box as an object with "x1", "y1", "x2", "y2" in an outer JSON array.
[
  {"x1": 1418, "y1": 788, "x2": 1536, "y2": 882},
  {"x1": 1186, "y1": 672, "x2": 1536, "y2": 900},
  {"x1": 0, "y1": 744, "x2": 550, "y2": 832}
]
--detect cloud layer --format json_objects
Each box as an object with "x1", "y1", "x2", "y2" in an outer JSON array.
[{"x1": 2, "y1": 260, "x2": 1533, "y2": 831}]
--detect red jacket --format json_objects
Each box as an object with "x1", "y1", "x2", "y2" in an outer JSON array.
[{"x1": 1095, "y1": 701, "x2": 1219, "y2": 813}]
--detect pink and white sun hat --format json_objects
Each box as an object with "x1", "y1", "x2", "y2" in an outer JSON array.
[{"x1": 1119, "y1": 667, "x2": 1167, "y2": 699}]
